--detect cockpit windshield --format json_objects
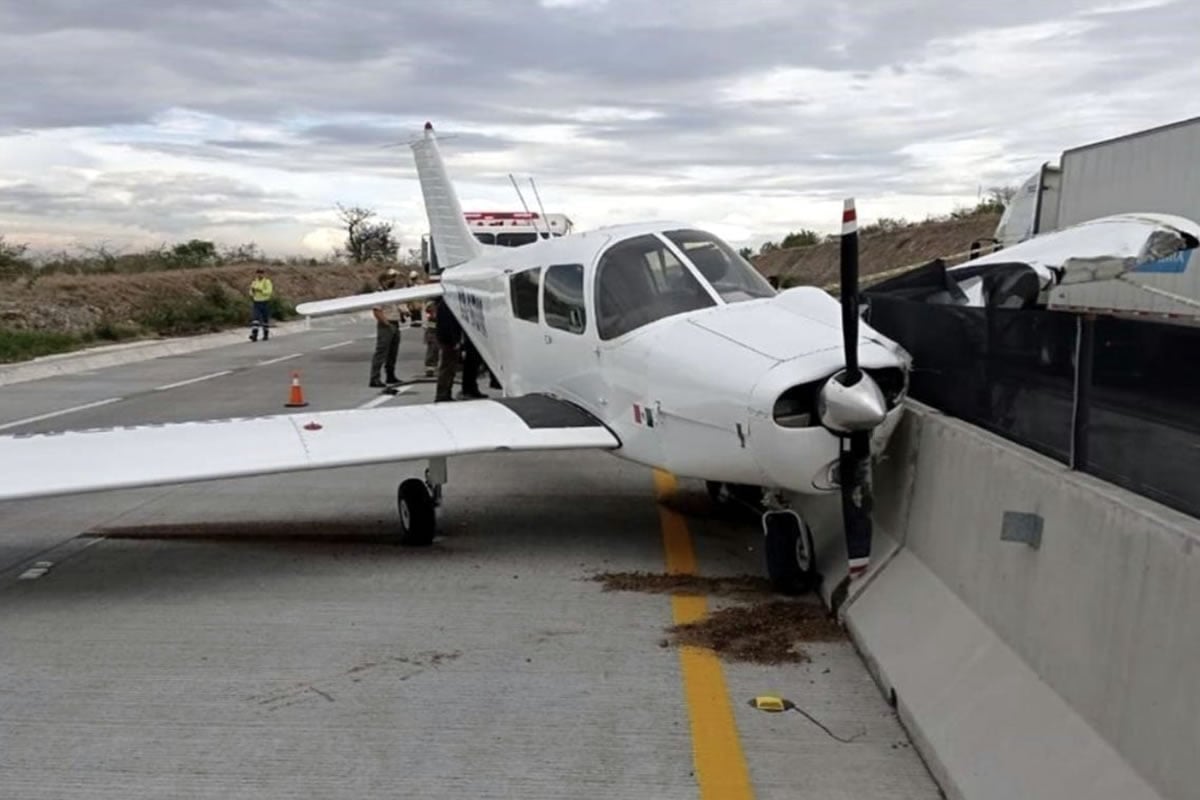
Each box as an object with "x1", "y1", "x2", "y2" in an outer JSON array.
[
  {"x1": 595, "y1": 234, "x2": 716, "y2": 340},
  {"x1": 662, "y1": 229, "x2": 776, "y2": 303}
]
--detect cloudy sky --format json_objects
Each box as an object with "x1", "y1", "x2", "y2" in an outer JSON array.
[{"x1": 1, "y1": 0, "x2": 1197, "y2": 258}]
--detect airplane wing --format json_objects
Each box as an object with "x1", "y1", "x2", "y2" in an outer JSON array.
[
  {"x1": 0, "y1": 395, "x2": 618, "y2": 502},
  {"x1": 297, "y1": 283, "x2": 444, "y2": 318}
]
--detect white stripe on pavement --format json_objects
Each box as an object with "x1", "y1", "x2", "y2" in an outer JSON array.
[
  {"x1": 319, "y1": 340, "x2": 356, "y2": 351},
  {"x1": 0, "y1": 397, "x2": 124, "y2": 432},
  {"x1": 154, "y1": 370, "x2": 233, "y2": 391},
  {"x1": 257, "y1": 353, "x2": 303, "y2": 366},
  {"x1": 357, "y1": 386, "x2": 411, "y2": 409}
]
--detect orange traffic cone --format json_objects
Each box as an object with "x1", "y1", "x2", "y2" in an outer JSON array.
[{"x1": 285, "y1": 371, "x2": 309, "y2": 408}]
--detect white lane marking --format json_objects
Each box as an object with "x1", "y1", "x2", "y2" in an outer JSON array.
[
  {"x1": 154, "y1": 370, "x2": 233, "y2": 391},
  {"x1": 357, "y1": 386, "x2": 412, "y2": 409},
  {"x1": 7, "y1": 536, "x2": 104, "y2": 582},
  {"x1": 257, "y1": 353, "x2": 303, "y2": 366},
  {"x1": 0, "y1": 397, "x2": 123, "y2": 432},
  {"x1": 319, "y1": 340, "x2": 355, "y2": 351}
]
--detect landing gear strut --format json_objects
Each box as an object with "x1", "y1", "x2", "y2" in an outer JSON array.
[
  {"x1": 395, "y1": 457, "x2": 446, "y2": 546},
  {"x1": 707, "y1": 482, "x2": 820, "y2": 595}
]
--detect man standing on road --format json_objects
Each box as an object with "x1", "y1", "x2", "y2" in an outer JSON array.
[
  {"x1": 433, "y1": 297, "x2": 485, "y2": 402},
  {"x1": 433, "y1": 295, "x2": 460, "y2": 402},
  {"x1": 422, "y1": 297, "x2": 440, "y2": 377},
  {"x1": 248, "y1": 268, "x2": 273, "y2": 342},
  {"x1": 369, "y1": 269, "x2": 402, "y2": 388}
]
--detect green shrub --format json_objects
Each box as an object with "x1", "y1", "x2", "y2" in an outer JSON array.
[
  {"x1": 0, "y1": 329, "x2": 86, "y2": 362},
  {"x1": 137, "y1": 283, "x2": 248, "y2": 335},
  {"x1": 267, "y1": 294, "x2": 297, "y2": 322},
  {"x1": 93, "y1": 320, "x2": 143, "y2": 342}
]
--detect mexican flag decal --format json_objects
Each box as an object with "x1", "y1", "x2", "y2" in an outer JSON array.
[{"x1": 633, "y1": 403, "x2": 655, "y2": 428}]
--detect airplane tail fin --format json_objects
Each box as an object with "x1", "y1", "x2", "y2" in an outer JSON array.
[{"x1": 412, "y1": 122, "x2": 484, "y2": 269}]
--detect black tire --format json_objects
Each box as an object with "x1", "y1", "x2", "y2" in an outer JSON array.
[
  {"x1": 397, "y1": 478, "x2": 436, "y2": 546},
  {"x1": 763, "y1": 511, "x2": 818, "y2": 595}
]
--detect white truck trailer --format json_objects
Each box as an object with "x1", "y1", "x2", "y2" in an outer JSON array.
[{"x1": 997, "y1": 115, "x2": 1200, "y2": 245}]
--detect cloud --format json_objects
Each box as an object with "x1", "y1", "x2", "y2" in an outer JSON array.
[{"x1": 0, "y1": 0, "x2": 1198, "y2": 256}]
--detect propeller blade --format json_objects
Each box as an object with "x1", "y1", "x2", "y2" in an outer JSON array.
[
  {"x1": 840, "y1": 198, "x2": 861, "y2": 383},
  {"x1": 838, "y1": 198, "x2": 872, "y2": 579},
  {"x1": 840, "y1": 430, "x2": 873, "y2": 578}
]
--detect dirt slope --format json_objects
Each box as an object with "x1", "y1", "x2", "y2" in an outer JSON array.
[
  {"x1": 0, "y1": 261, "x2": 388, "y2": 335},
  {"x1": 754, "y1": 213, "x2": 1002, "y2": 289}
]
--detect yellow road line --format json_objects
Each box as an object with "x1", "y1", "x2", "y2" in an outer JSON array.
[{"x1": 654, "y1": 470, "x2": 754, "y2": 800}]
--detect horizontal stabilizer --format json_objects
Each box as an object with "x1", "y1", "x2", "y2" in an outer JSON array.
[{"x1": 297, "y1": 283, "x2": 444, "y2": 318}]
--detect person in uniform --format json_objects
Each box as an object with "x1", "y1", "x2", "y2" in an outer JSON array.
[
  {"x1": 433, "y1": 296, "x2": 460, "y2": 402},
  {"x1": 422, "y1": 298, "x2": 439, "y2": 377},
  {"x1": 405, "y1": 270, "x2": 425, "y2": 325},
  {"x1": 369, "y1": 269, "x2": 402, "y2": 388},
  {"x1": 433, "y1": 297, "x2": 486, "y2": 401},
  {"x1": 248, "y1": 268, "x2": 273, "y2": 341}
]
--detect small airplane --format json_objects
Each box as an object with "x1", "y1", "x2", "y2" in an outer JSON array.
[
  {"x1": 873, "y1": 212, "x2": 1200, "y2": 310},
  {"x1": 0, "y1": 123, "x2": 911, "y2": 594}
]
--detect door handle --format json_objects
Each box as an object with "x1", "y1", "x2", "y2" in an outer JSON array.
[{"x1": 544, "y1": 334, "x2": 552, "y2": 344}]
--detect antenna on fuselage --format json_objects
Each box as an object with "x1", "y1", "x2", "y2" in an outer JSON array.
[
  {"x1": 508, "y1": 173, "x2": 550, "y2": 239},
  {"x1": 529, "y1": 177, "x2": 552, "y2": 237}
]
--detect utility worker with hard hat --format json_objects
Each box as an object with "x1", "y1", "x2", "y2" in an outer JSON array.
[
  {"x1": 249, "y1": 268, "x2": 273, "y2": 341},
  {"x1": 406, "y1": 270, "x2": 425, "y2": 325}
]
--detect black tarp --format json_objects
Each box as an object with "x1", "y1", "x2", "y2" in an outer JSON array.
[{"x1": 864, "y1": 295, "x2": 1200, "y2": 519}]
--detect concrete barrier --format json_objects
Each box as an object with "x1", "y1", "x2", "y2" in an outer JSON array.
[{"x1": 800, "y1": 402, "x2": 1199, "y2": 800}]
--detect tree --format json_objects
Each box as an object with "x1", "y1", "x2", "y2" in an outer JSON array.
[
  {"x1": 738, "y1": 246, "x2": 754, "y2": 260},
  {"x1": 0, "y1": 235, "x2": 32, "y2": 280},
  {"x1": 221, "y1": 242, "x2": 264, "y2": 263},
  {"x1": 987, "y1": 184, "x2": 1018, "y2": 207},
  {"x1": 338, "y1": 203, "x2": 398, "y2": 263},
  {"x1": 780, "y1": 229, "x2": 820, "y2": 248},
  {"x1": 169, "y1": 239, "x2": 219, "y2": 267}
]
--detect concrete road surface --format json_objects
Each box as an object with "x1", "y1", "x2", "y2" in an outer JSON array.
[{"x1": 0, "y1": 318, "x2": 939, "y2": 799}]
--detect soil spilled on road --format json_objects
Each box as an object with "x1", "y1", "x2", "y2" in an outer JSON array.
[
  {"x1": 669, "y1": 600, "x2": 844, "y2": 664},
  {"x1": 593, "y1": 570, "x2": 846, "y2": 664},
  {"x1": 591, "y1": 571, "x2": 772, "y2": 598}
]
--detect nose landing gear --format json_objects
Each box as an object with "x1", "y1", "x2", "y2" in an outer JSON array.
[
  {"x1": 706, "y1": 482, "x2": 820, "y2": 596},
  {"x1": 761, "y1": 506, "x2": 819, "y2": 596}
]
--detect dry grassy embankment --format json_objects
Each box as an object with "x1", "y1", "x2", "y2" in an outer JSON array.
[
  {"x1": 0, "y1": 261, "x2": 386, "y2": 362},
  {"x1": 754, "y1": 212, "x2": 1002, "y2": 289}
]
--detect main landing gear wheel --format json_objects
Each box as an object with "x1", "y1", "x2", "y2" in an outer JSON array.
[
  {"x1": 397, "y1": 478, "x2": 437, "y2": 546},
  {"x1": 762, "y1": 509, "x2": 819, "y2": 596}
]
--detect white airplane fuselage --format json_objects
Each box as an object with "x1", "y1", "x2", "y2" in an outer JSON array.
[{"x1": 435, "y1": 221, "x2": 910, "y2": 496}]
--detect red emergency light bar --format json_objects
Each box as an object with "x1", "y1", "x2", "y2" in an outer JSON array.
[{"x1": 463, "y1": 211, "x2": 539, "y2": 221}]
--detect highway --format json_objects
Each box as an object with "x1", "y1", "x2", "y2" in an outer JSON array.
[{"x1": 0, "y1": 318, "x2": 938, "y2": 799}]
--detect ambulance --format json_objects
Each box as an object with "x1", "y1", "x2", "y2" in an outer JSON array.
[{"x1": 421, "y1": 211, "x2": 574, "y2": 274}]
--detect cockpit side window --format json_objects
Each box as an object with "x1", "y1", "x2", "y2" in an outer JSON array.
[
  {"x1": 544, "y1": 263, "x2": 586, "y2": 334},
  {"x1": 509, "y1": 266, "x2": 540, "y2": 322},
  {"x1": 662, "y1": 229, "x2": 776, "y2": 303},
  {"x1": 595, "y1": 234, "x2": 716, "y2": 340}
]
